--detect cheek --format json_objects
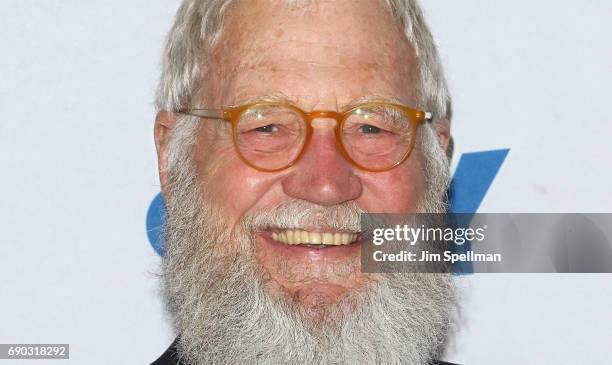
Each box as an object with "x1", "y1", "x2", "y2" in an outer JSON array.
[
  {"x1": 358, "y1": 156, "x2": 425, "y2": 213},
  {"x1": 193, "y1": 136, "x2": 281, "y2": 224}
]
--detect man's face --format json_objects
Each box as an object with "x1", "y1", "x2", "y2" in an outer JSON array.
[
  {"x1": 156, "y1": 1, "x2": 454, "y2": 363},
  {"x1": 193, "y1": 0, "x2": 427, "y2": 308}
]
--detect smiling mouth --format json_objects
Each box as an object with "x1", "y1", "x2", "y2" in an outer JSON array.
[{"x1": 270, "y1": 229, "x2": 359, "y2": 247}]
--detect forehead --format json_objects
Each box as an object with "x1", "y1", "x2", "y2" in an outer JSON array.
[{"x1": 205, "y1": 0, "x2": 418, "y2": 108}]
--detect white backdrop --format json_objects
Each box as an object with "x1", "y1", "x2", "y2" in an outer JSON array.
[{"x1": 1, "y1": 1, "x2": 610, "y2": 364}]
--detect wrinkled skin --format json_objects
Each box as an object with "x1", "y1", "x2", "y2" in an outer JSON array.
[{"x1": 155, "y1": 0, "x2": 450, "y2": 310}]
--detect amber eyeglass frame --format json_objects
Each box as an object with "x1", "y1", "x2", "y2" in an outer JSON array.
[{"x1": 177, "y1": 101, "x2": 432, "y2": 173}]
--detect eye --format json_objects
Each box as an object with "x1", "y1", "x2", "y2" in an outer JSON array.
[
  {"x1": 254, "y1": 124, "x2": 279, "y2": 133},
  {"x1": 359, "y1": 124, "x2": 381, "y2": 134}
]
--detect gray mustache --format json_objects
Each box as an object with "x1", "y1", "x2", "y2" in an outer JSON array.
[{"x1": 242, "y1": 199, "x2": 365, "y2": 233}]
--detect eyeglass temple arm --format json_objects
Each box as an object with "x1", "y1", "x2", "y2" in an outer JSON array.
[{"x1": 177, "y1": 109, "x2": 226, "y2": 120}]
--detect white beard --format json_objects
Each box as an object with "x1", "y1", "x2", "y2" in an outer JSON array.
[{"x1": 161, "y1": 123, "x2": 456, "y2": 365}]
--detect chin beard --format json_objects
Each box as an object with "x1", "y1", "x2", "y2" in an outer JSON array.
[{"x1": 160, "y1": 123, "x2": 456, "y2": 364}]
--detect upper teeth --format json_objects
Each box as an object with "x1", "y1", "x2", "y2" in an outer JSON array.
[{"x1": 272, "y1": 229, "x2": 358, "y2": 246}]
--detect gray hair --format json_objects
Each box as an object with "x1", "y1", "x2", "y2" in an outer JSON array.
[{"x1": 156, "y1": 0, "x2": 451, "y2": 116}]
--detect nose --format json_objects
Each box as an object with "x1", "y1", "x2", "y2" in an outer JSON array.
[{"x1": 281, "y1": 119, "x2": 362, "y2": 206}]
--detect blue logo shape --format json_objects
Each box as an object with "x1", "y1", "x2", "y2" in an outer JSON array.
[
  {"x1": 146, "y1": 149, "x2": 509, "y2": 260},
  {"x1": 449, "y1": 149, "x2": 509, "y2": 274},
  {"x1": 146, "y1": 192, "x2": 166, "y2": 256},
  {"x1": 449, "y1": 149, "x2": 509, "y2": 214}
]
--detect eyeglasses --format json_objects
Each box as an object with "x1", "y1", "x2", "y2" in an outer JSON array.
[{"x1": 178, "y1": 101, "x2": 432, "y2": 172}]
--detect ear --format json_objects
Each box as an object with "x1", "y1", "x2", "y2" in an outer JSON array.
[
  {"x1": 154, "y1": 110, "x2": 177, "y2": 198},
  {"x1": 434, "y1": 119, "x2": 453, "y2": 160}
]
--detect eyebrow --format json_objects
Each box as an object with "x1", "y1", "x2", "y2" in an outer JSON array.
[
  {"x1": 228, "y1": 92, "x2": 297, "y2": 108},
  {"x1": 342, "y1": 95, "x2": 407, "y2": 111}
]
